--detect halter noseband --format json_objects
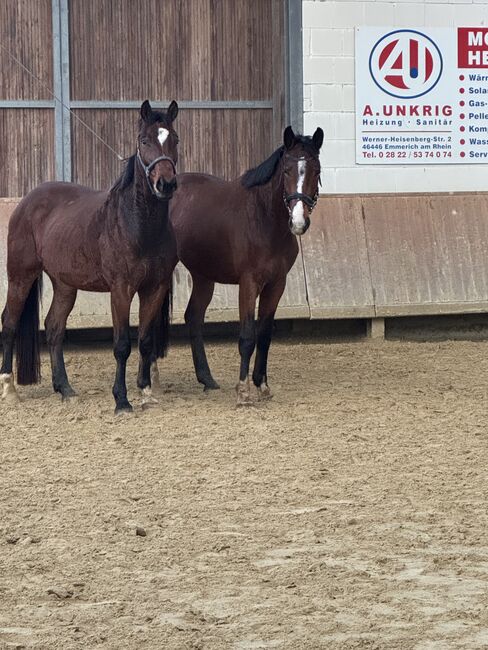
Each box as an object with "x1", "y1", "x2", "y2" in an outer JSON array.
[
  {"x1": 283, "y1": 190, "x2": 319, "y2": 213},
  {"x1": 137, "y1": 149, "x2": 176, "y2": 194}
]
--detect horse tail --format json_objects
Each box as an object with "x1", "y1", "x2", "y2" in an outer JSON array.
[
  {"x1": 153, "y1": 277, "x2": 173, "y2": 359},
  {"x1": 16, "y1": 275, "x2": 43, "y2": 385}
]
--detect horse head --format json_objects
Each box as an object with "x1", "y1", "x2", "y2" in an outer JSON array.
[
  {"x1": 282, "y1": 126, "x2": 323, "y2": 236},
  {"x1": 137, "y1": 99, "x2": 179, "y2": 200}
]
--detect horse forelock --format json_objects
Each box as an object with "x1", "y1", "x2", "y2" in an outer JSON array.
[
  {"x1": 287, "y1": 134, "x2": 321, "y2": 158},
  {"x1": 139, "y1": 110, "x2": 171, "y2": 128}
]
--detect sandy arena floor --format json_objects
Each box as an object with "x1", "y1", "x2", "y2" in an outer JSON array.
[{"x1": 1, "y1": 337, "x2": 488, "y2": 649}]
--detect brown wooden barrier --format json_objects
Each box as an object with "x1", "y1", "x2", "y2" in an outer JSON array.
[
  {"x1": 362, "y1": 193, "x2": 488, "y2": 316},
  {"x1": 3, "y1": 193, "x2": 488, "y2": 328},
  {"x1": 300, "y1": 196, "x2": 375, "y2": 318}
]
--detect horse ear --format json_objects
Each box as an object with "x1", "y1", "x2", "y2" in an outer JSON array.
[
  {"x1": 140, "y1": 100, "x2": 152, "y2": 121},
  {"x1": 283, "y1": 126, "x2": 295, "y2": 150},
  {"x1": 312, "y1": 127, "x2": 324, "y2": 151},
  {"x1": 167, "y1": 100, "x2": 179, "y2": 123}
]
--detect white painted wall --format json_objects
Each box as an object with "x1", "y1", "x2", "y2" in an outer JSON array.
[{"x1": 303, "y1": 0, "x2": 488, "y2": 193}]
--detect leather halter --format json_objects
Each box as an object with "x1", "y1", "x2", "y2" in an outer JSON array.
[
  {"x1": 283, "y1": 190, "x2": 319, "y2": 213},
  {"x1": 136, "y1": 149, "x2": 176, "y2": 194},
  {"x1": 282, "y1": 156, "x2": 321, "y2": 215}
]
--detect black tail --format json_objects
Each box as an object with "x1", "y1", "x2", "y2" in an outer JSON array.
[
  {"x1": 16, "y1": 275, "x2": 43, "y2": 385},
  {"x1": 152, "y1": 278, "x2": 173, "y2": 360}
]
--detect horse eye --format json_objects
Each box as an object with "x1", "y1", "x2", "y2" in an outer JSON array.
[{"x1": 141, "y1": 138, "x2": 148, "y2": 146}]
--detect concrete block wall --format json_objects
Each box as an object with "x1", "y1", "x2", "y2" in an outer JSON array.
[{"x1": 303, "y1": 0, "x2": 488, "y2": 193}]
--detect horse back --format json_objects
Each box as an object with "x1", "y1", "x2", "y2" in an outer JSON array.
[
  {"x1": 8, "y1": 181, "x2": 109, "y2": 289},
  {"x1": 8, "y1": 181, "x2": 106, "y2": 237}
]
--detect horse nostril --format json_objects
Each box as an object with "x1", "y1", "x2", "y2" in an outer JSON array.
[{"x1": 164, "y1": 178, "x2": 177, "y2": 193}]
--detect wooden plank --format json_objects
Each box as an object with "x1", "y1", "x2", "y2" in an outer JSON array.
[
  {"x1": 0, "y1": 0, "x2": 53, "y2": 100},
  {"x1": 68, "y1": 0, "x2": 283, "y2": 184},
  {"x1": 363, "y1": 193, "x2": 488, "y2": 315},
  {"x1": 69, "y1": 0, "x2": 275, "y2": 102},
  {"x1": 301, "y1": 197, "x2": 375, "y2": 318},
  {"x1": 71, "y1": 107, "x2": 274, "y2": 188},
  {"x1": 0, "y1": 109, "x2": 55, "y2": 196},
  {"x1": 272, "y1": 0, "x2": 286, "y2": 147}
]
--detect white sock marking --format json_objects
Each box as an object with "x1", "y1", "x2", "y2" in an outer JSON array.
[{"x1": 1, "y1": 373, "x2": 18, "y2": 401}]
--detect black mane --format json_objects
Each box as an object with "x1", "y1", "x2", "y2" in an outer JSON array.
[
  {"x1": 110, "y1": 154, "x2": 136, "y2": 193},
  {"x1": 241, "y1": 146, "x2": 284, "y2": 189},
  {"x1": 241, "y1": 135, "x2": 319, "y2": 189}
]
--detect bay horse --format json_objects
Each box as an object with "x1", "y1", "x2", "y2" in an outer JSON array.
[
  {"x1": 154, "y1": 125, "x2": 323, "y2": 406},
  {"x1": 0, "y1": 100, "x2": 179, "y2": 413}
]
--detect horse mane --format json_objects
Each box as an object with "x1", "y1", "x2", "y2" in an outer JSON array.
[
  {"x1": 241, "y1": 135, "x2": 319, "y2": 189},
  {"x1": 241, "y1": 146, "x2": 284, "y2": 189},
  {"x1": 110, "y1": 154, "x2": 136, "y2": 193}
]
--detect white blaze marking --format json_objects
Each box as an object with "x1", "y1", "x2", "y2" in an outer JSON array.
[
  {"x1": 158, "y1": 128, "x2": 169, "y2": 146},
  {"x1": 291, "y1": 158, "x2": 307, "y2": 234}
]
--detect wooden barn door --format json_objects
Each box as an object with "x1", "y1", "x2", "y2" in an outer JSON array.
[
  {"x1": 0, "y1": 0, "x2": 56, "y2": 196},
  {"x1": 67, "y1": 0, "x2": 286, "y2": 188}
]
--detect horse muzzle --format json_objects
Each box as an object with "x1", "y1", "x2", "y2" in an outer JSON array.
[
  {"x1": 155, "y1": 176, "x2": 177, "y2": 200},
  {"x1": 289, "y1": 215, "x2": 311, "y2": 236},
  {"x1": 284, "y1": 190, "x2": 317, "y2": 237}
]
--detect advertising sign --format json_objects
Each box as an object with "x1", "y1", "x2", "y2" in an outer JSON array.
[{"x1": 356, "y1": 27, "x2": 488, "y2": 164}]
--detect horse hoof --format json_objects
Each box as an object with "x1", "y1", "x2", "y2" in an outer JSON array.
[
  {"x1": 235, "y1": 380, "x2": 253, "y2": 407},
  {"x1": 2, "y1": 391, "x2": 20, "y2": 404},
  {"x1": 114, "y1": 403, "x2": 133, "y2": 415},
  {"x1": 203, "y1": 381, "x2": 220, "y2": 391},
  {"x1": 236, "y1": 398, "x2": 253, "y2": 408},
  {"x1": 141, "y1": 397, "x2": 159, "y2": 410},
  {"x1": 62, "y1": 392, "x2": 79, "y2": 403},
  {"x1": 258, "y1": 384, "x2": 273, "y2": 401},
  {"x1": 141, "y1": 387, "x2": 159, "y2": 409},
  {"x1": 0, "y1": 374, "x2": 20, "y2": 403}
]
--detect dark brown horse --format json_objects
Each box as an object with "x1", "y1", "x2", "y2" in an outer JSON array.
[
  {"x1": 0, "y1": 100, "x2": 179, "y2": 413},
  {"x1": 154, "y1": 126, "x2": 323, "y2": 406}
]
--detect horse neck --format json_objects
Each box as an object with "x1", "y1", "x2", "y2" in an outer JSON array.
[
  {"x1": 255, "y1": 167, "x2": 289, "y2": 234},
  {"x1": 117, "y1": 159, "x2": 170, "y2": 253}
]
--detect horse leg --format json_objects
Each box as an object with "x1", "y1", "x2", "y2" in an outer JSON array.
[
  {"x1": 236, "y1": 276, "x2": 259, "y2": 407},
  {"x1": 252, "y1": 277, "x2": 287, "y2": 400},
  {"x1": 0, "y1": 276, "x2": 39, "y2": 402},
  {"x1": 185, "y1": 273, "x2": 219, "y2": 390},
  {"x1": 137, "y1": 284, "x2": 168, "y2": 409},
  {"x1": 111, "y1": 289, "x2": 134, "y2": 414},
  {"x1": 44, "y1": 281, "x2": 77, "y2": 400}
]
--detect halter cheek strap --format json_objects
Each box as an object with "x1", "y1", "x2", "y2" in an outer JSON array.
[{"x1": 137, "y1": 149, "x2": 176, "y2": 193}]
